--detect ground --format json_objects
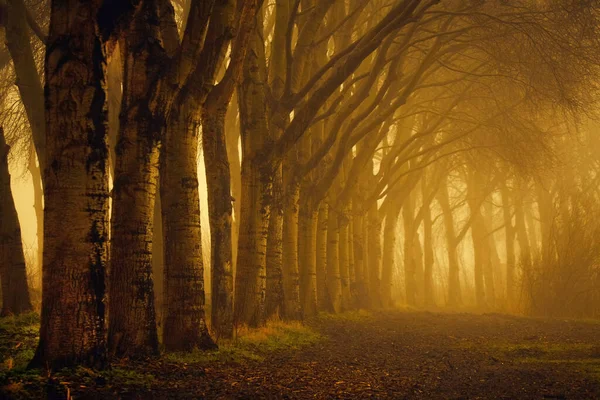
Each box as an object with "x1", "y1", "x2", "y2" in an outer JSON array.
[{"x1": 1, "y1": 310, "x2": 600, "y2": 399}]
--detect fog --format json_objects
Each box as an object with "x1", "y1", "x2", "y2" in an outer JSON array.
[{"x1": 1, "y1": 0, "x2": 600, "y2": 398}]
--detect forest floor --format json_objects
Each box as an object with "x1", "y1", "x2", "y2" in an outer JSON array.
[{"x1": 1, "y1": 309, "x2": 600, "y2": 399}]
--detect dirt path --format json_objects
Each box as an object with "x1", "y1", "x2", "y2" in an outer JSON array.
[
  {"x1": 3, "y1": 311, "x2": 600, "y2": 399},
  {"x1": 133, "y1": 311, "x2": 600, "y2": 399}
]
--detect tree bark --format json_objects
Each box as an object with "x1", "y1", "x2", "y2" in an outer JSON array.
[
  {"x1": 381, "y1": 200, "x2": 401, "y2": 308},
  {"x1": 326, "y1": 205, "x2": 342, "y2": 312},
  {"x1": 28, "y1": 151, "x2": 43, "y2": 273},
  {"x1": 108, "y1": 2, "x2": 164, "y2": 357},
  {"x1": 202, "y1": 106, "x2": 235, "y2": 339},
  {"x1": 0, "y1": 128, "x2": 32, "y2": 316},
  {"x1": 316, "y1": 203, "x2": 329, "y2": 311},
  {"x1": 225, "y1": 95, "x2": 241, "y2": 269},
  {"x1": 234, "y1": 18, "x2": 271, "y2": 327},
  {"x1": 30, "y1": 0, "x2": 109, "y2": 368},
  {"x1": 298, "y1": 204, "x2": 318, "y2": 317},
  {"x1": 152, "y1": 185, "x2": 164, "y2": 337},
  {"x1": 466, "y1": 175, "x2": 486, "y2": 308},
  {"x1": 282, "y1": 179, "x2": 302, "y2": 320},
  {"x1": 352, "y1": 208, "x2": 367, "y2": 308},
  {"x1": 422, "y1": 200, "x2": 435, "y2": 307},
  {"x1": 338, "y1": 213, "x2": 352, "y2": 310},
  {"x1": 367, "y1": 203, "x2": 382, "y2": 308},
  {"x1": 437, "y1": 180, "x2": 462, "y2": 307},
  {"x1": 483, "y1": 200, "x2": 498, "y2": 308},
  {"x1": 402, "y1": 193, "x2": 418, "y2": 307},
  {"x1": 265, "y1": 0, "x2": 289, "y2": 321},
  {"x1": 501, "y1": 181, "x2": 516, "y2": 307},
  {"x1": 160, "y1": 98, "x2": 215, "y2": 351},
  {"x1": 514, "y1": 188, "x2": 531, "y2": 268},
  {"x1": 265, "y1": 164, "x2": 284, "y2": 319}
]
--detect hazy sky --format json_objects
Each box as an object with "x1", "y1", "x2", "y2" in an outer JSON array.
[{"x1": 10, "y1": 162, "x2": 37, "y2": 265}]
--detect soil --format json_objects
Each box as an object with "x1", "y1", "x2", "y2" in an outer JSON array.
[{"x1": 2, "y1": 310, "x2": 600, "y2": 399}]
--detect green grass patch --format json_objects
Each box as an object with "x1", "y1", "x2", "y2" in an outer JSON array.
[
  {"x1": 499, "y1": 342, "x2": 595, "y2": 357},
  {"x1": 101, "y1": 367, "x2": 155, "y2": 388},
  {"x1": 0, "y1": 312, "x2": 39, "y2": 374},
  {"x1": 516, "y1": 357, "x2": 600, "y2": 382},
  {"x1": 456, "y1": 341, "x2": 597, "y2": 357},
  {"x1": 166, "y1": 320, "x2": 322, "y2": 365},
  {"x1": 456, "y1": 340, "x2": 600, "y2": 383},
  {"x1": 0, "y1": 312, "x2": 39, "y2": 334}
]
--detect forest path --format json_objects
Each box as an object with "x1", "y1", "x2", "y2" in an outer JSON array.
[
  {"x1": 3, "y1": 310, "x2": 600, "y2": 399},
  {"x1": 147, "y1": 310, "x2": 600, "y2": 399}
]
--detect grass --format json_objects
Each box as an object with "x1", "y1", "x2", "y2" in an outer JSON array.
[
  {"x1": 166, "y1": 320, "x2": 322, "y2": 365},
  {"x1": 0, "y1": 312, "x2": 39, "y2": 374},
  {"x1": 0, "y1": 314, "x2": 321, "y2": 398},
  {"x1": 456, "y1": 340, "x2": 600, "y2": 383}
]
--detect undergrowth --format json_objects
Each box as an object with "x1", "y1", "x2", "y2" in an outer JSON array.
[
  {"x1": 0, "y1": 312, "x2": 39, "y2": 373},
  {"x1": 166, "y1": 320, "x2": 322, "y2": 364},
  {"x1": 457, "y1": 340, "x2": 600, "y2": 383}
]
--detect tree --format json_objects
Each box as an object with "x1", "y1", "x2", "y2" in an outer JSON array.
[
  {"x1": 109, "y1": 0, "x2": 218, "y2": 356},
  {"x1": 2, "y1": 0, "x2": 47, "y2": 273},
  {"x1": 29, "y1": 0, "x2": 110, "y2": 369},
  {"x1": 0, "y1": 126, "x2": 32, "y2": 316},
  {"x1": 201, "y1": 0, "x2": 257, "y2": 340}
]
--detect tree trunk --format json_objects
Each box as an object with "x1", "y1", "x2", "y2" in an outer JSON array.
[
  {"x1": 402, "y1": 196, "x2": 417, "y2": 307},
  {"x1": 234, "y1": 20, "x2": 271, "y2": 327},
  {"x1": 351, "y1": 210, "x2": 367, "y2": 307},
  {"x1": 234, "y1": 154, "x2": 271, "y2": 327},
  {"x1": 381, "y1": 201, "x2": 401, "y2": 308},
  {"x1": 202, "y1": 106, "x2": 235, "y2": 339},
  {"x1": 4, "y1": 0, "x2": 46, "y2": 172},
  {"x1": 316, "y1": 203, "x2": 329, "y2": 311},
  {"x1": 107, "y1": 44, "x2": 122, "y2": 178},
  {"x1": 265, "y1": 165, "x2": 284, "y2": 320},
  {"x1": 152, "y1": 186, "x2": 164, "y2": 337},
  {"x1": 466, "y1": 177, "x2": 486, "y2": 309},
  {"x1": 437, "y1": 181, "x2": 462, "y2": 307},
  {"x1": 535, "y1": 181, "x2": 553, "y2": 263},
  {"x1": 299, "y1": 204, "x2": 318, "y2": 317},
  {"x1": 5, "y1": 0, "x2": 46, "y2": 274},
  {"x1": 422, "y1": 200, "x2": 435, "y2": 307},
  {"x1": 0, "y1": 128, "x2": 32, "y2": 316},
  {"x1": 514, "y1": 189, "x2": 532, "y2": 269},
  {"x1": 523, "y1": 198, "x2": 539, "y2": 258},
  {"x1": 362, "y1": 204, "x2": 371, "y2": 306},
  {"x1": 414, "y1": 232, "x2": 425, "y2": 307},
  {"x1": 347, "y1": 215, "x2": 356, "y2": 305},
  {"x1": 108, "y1": 4, "x2": 164, "y2": 357},
  {"x1": 338, "y1": 214, "x2": 352, "y2": 310},
  {"x1": 422, "y1": 177, "x2": 435, "y2": 307},
  {"x1": 282, "y1": 180, "x2": 302, "y2": 320},
  {"x1": 28, "y1": 151, "x2": 43, "y2": 274},
  {"x1": 159, "y1": 98, "x2": 214, "y2": 351},
  {"x1": 367, "y1": 204, "x2": 382, "y2": 308},
  {"x1": 501, "y1": 182, "x2": 516, "y2": 307},
  {"x1": 326, "y1": 205, "x2": 342, "y2": 313},
  {"x1": 225, "y1": 94, "x2": 241, "y2": 269},
  {"x1": 30, "y1": 0, "x2": 109, "y2": 368},
  {"x1": 483, "y1": 200, "x2": 498, "y2": 308},
  {"x1": 109, "y1": 131, "x2": 160, "y2": 357}
]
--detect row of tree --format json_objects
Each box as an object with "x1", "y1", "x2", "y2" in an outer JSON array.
[{"x1": 0, "y1": 0, "x2": 599, "y2": 369}]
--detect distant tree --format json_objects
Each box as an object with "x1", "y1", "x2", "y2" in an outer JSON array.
[{"x1": 0, "y1": 126, "x2": 32, "y2": 316}]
